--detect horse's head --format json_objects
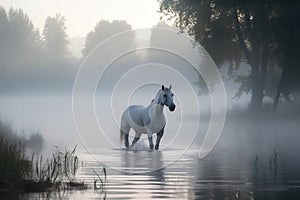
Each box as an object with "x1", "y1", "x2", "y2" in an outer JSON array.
[{"x1": 161, "y1": 85, "x2": 176, "y2": 112}]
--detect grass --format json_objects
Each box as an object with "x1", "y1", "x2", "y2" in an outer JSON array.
[
  {"x1": 93, "y1": 167, "x2": 107, "y2": 199},
  {"x1": 0, "y1": 138, "x2": 31, "y2": 191},
  {"x1": 27, "y1": 145, "x2": 88, "y2": 192},
  {"x1": 93, "y1": 167, "x2": 107, "y2": 191},
  {"x1": 0, "y1": 118, "x2": 90, "y2": 193},
  {"x1": 0, "y1": 138, "x2": 87, "y2": 193},
  {"x1": 0, "y1": 118, "x2": 109, "y2": 196}
]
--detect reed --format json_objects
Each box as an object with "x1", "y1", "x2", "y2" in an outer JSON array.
[
  {"x1": 28, "y1": 145, "x2": 87, "y2": 191},
  {"x1": 93, "y1": 166, "x2": 107, "y2": 199},
  {"x1": 0, "y1": 139, "x2": 87, "y2": 192}
]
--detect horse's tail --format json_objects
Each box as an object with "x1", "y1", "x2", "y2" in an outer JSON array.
[
  {"x1": 120, "y1": 109, "x2": 129, "y2": 143},
  {"x1": 120, "y1": 129, "x2": 124, "y2": 142}
]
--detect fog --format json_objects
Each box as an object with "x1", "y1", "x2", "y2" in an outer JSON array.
[
  {"x1": 1, "y1": 4, "x2": 300, "y2": 198},
  {"x1": 0, "y1": 17, "x2": 298, "y2": 150}
]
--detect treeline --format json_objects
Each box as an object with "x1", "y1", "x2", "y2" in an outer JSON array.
[
  {"x1": 1, "y1": 5, "x2": 299, "y2": 111},
  {"x1": 0, "y1": 8, "x2": 69, "y2": 62},
  {"x1": 0, "y1": 7, "x2": 74, "y2": 93},
  {"x1": 159, "y1": 0, "x2": 300, "y2": 111},
  {"x1": 0, "y1": 7, "x2": 138, "y2": 94}
]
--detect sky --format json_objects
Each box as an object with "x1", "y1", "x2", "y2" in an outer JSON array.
[{"x1": 0, "y1": 0, "x2": 163, "y2": 37}]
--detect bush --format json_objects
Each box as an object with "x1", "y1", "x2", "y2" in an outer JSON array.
[{"x1": 0, "y1": 138, "x2": 31, "y2": 190}]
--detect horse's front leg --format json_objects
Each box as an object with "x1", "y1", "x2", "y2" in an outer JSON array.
[
  {"x1": 147, "y1": 131, "x2": 154, "y2": 150},
  {"x1": 155, "y1": 127, "x2": 164, "y2": 150}
]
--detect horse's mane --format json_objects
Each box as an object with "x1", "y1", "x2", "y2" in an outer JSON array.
[{"x1": 151, "y1": 89, "x2": 162, "y2": 104}]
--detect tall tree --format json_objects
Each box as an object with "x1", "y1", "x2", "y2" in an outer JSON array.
[
  {"x1": 150, "y1": 21, "x2": 176, "y2": 47},
  {"x1": 43, "y1": 14, "x2": 69, "y2": 59},
  {"x1": 0, "y1": 7, "x2": 42, "y2": 67},
  {"x1": 0, "y1": 6, "x2": 9, "y2": 66},
  {"x1": 159, "y1": 0, "x2": 300, "y2": 111},
  {"x1": 270, "y1": 2, "x2": 300, "y2": 110},
  {"x1": 82, "y1": 20, "x2": 135, "y2": 57}
]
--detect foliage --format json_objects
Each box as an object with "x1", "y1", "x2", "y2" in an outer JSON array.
[
  {"x1": 0, "y1": 138, "x2": 31, "y2": 190},
  {"x1": 93, "y1": 167, "x2": 107, "y2": 199},
  {"x1": 82, "y1": 20, "x2": 135, "y2": 56},
  {"x1": 43, "y1": 14, "x2": 69, "y2": 59},
  {"x1": 27, "y1": 131, "x2": 44, "y2": 152},
  {"x1": 159, "y1": 0, "x2": 241, "y2": 67},
  {"x1": 0, "y1": 7, "x2": 74, "y2": 94},
  {"x1": 159, "y1": 0, "x2": 300, "y2": 110},
  {"x1": 0, "y1": 119, "x2": 22, "y2": 143},
  {"x1": 0, "y1": 118, "x2": 87, "y2": 193},
  {"x1": 30, "y1": 145, "x2": 80, "y2": 184},
  {"x1": 0, "y1": 137, "x2": 84, "y2": 192},
  {"x1": 0, "y1": 7, "x2": 42, "y2": 67}
]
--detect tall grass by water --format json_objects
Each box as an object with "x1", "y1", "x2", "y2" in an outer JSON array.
[
  {"x1": 0, "y1": 138, "x2": 31, "y2": 191},
  {"x1": 0, "y1": 138, "x2": 87, "y2": 192},
  {"x1": 0, "y1": 118, "x2": 87, "y2": 193}
]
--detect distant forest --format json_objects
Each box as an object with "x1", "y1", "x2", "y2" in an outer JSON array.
[{"x1": 1, "y1": 3, "x2": 300, "y2": 112}]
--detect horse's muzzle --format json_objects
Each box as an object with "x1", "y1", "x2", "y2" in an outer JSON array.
[{"x1": 169, "y1": 104, "x2": 176, "y2": 112}]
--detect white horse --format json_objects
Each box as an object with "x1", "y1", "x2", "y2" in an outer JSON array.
[{"x1": 120, "y1": 85, "x2": 176, "y2": 150}]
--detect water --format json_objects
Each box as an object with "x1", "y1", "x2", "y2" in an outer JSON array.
[
  {"x1": 21, "y1": 120, "x2": 300, "y2": 199},
  {"x1": 1, "y1": 95, "x2": 300, "y2": 199}
]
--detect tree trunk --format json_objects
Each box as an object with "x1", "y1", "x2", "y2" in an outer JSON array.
[
  {"x1": 250, "y1": 65, "x2": 261, "y2": 110},
  {"x1": 250, "y1": 45, "x2": 268, "y2": 111},
  {"x1": 233, "y1": 2, "x2": 268, "y2": 111},
  {"x1": 273, "y1": 67, "x2": 287, "y2": 111}
]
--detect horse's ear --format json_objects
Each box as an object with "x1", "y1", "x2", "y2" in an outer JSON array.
[
  {"x1": 162, "y1": 85, "x2": 165, "y2": 90},
  {"x1": 169, "y1": 85, "x2": 172, "y2": 90}
]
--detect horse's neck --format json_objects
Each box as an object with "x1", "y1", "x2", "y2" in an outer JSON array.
[
  {"x1": 151, "y1": 90, "x2": 162, "y2": 105},
  {"x1": 149, "y1": 91, "x2": 164, "y2": 114}
]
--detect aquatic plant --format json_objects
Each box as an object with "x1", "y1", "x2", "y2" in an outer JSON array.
[
  {"x1": 93, "y1": 166, "x2": 107, "y2": 199},
  {"x1": 28, "y1": 145, "x2": 87, "y2": 191},
  {"x1": 269, "y1": 148, "x2": 279, "y2": 175}
]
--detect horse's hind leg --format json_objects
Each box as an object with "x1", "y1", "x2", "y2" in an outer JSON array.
[
  {"x1": 131, "y1": 137, "x2": 139, "y2": 146},
  {"x1": 155, "y1": 127, "x2": 164, "y2": 150},
  {"x1": 124, "y1": 132, "x2": 129, "y2": 149},
  {"x1": 120, "y1": 129, "x2": 129, "y2": 149},
  {"x1": 131, "y1": 132, "x2": 141, "y2": 146},
  {"x1": 121, "y1": 120, "x2": 130, "y2": 149}
]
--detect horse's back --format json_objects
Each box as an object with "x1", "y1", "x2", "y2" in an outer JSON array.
[{"x1": 122, "y1": 105, "x2": 148, "y2": 128}]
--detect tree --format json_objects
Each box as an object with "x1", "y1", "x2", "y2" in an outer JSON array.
[
  {"x1": 270, "y1": 3, "x2": 300, "y2": 110},
  {"x1": 159, "y1": 0, "x2": 300, "y2": 111},
  {"x1": 0, "y1": 8, "x2": 74, "y2": 93},
  {"x1": 82, "y1": 20, "x2": 135, "y2": 57},
  {"x1": 0, "y1": 7, "x2": 42, "y2": 67},
  {"x1": 43, "y1": 14, "x2": 69, "y2": 59},
  {"x1": 149, "y1": 21, "x2": 176, "y2": 47},
  {"x1": 0, "y1": 6, "x2": 9, "y2": 65},
  {"x1": 27, "y1": 132, "x2": 44, "y2": 152}
]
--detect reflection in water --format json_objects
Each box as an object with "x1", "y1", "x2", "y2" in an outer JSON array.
[
  {"x1": 14, "y1": 141, "x2": 300, "y2": 200},
  {"x1": 1, "y1": 107, "x2": 299, "y2": 200},
  {"x1": 121, "y1": 150, "x2": 164, "y2": 173}
]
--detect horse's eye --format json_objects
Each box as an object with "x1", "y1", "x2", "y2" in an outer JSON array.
[
  {"x1": 163, "y1": 94, "x2": 167, "y2": 97},
  {"x1": 171, "y1": 94, "x2": 174, "y2": 96}
]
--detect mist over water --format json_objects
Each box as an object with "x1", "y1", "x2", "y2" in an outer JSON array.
[{"x1": 0, "y1": 5, "x2": 300, "y2": 199}]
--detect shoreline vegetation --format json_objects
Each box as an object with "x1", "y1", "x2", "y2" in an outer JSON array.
[
  {"x1": 0, "y1": 119, "x2": 107, "y2": 197},
  {"x1": 0, "y1": 138, "x2": 86, "y2": 194}
]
